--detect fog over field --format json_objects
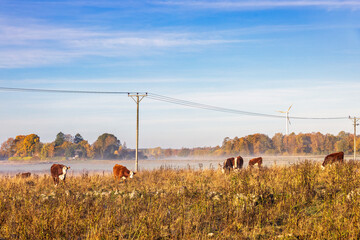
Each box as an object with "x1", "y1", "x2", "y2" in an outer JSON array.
[{"x1": 0, "y1": 155, "x2": 337, "y2": 175}]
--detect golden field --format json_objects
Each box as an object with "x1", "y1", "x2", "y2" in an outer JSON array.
[{"x1": 1, "y1": 161, "x2": 360, "y2": 239}]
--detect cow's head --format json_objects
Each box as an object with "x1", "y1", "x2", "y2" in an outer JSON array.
[
  {"x1": 62, "y1": 166, "x2": 70, "y2": 174},
  {"x1": 221, "y1": 163, "x2": 228, "y2": 174},
  {"x1": 129, "y1": 171, "x2": 136, "y2": 179}
]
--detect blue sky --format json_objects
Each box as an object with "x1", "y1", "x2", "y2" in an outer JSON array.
[{"x1": 0, "y1": 0, "x2": 359, "y2": 148}]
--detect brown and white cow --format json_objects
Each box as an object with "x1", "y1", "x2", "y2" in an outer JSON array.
[
  {"x1": 222, "y1": 156, "x2": 244, "y2": 173},
  {"x1": 113, "y1": 164, "x2": 136, "y2": 181},
  {"x1": 50, "y1": 164, "x2": 70, "y2": 185},
  {"x1": 322, "y1": 152, "x2": 344, "y2": 169},
  {"x1": 249, "y1": 157, "x2": 263, "y2": 168},
  {"x1": 16, "y1": 172, "x2": 31, "y2": 178}
]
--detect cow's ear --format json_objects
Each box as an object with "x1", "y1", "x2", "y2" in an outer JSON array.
[
  {"x1": 133, "y1": 172, "x2": 136, "y2": 175},
  {"x1": 67, "y1": 166, "x2": 71, "y2": 169}
]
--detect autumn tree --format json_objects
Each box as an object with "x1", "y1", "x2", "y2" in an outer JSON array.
[
  {"x1": 295, "y1": 133, "x2": 311, "y2": 154},
  {"x1": 11, "y1": 134, "x2": 41, "y2": 157},
  {"x1": 221, "y1": 137, "x2": 234, "y2": 155},
  {"x1": 77, "y1": 140, "x2": 94, "y2": 158},
  {"x1": 247, "y1": 134, "x2": 273, "y2": 154},
  {"x1": 309, "y1": 132, "x2": 325, "y2": 154},
  {"x1": 324, "y1": 134, "x2": 337, "y2": 154},
  {"x1": 272, "y1": 133, "x2": 284, "y2": 154},
  {"x1": 0, "y1": 138, "x2": 16, "y2": 158},
  {"x1": 237, "y1": 138, "x2": 251, "y2": 155},
  {"x1": 40, "y1": 143, "x2": 55, "y2": 159},
  {"x1": 335, "y1": 131, "x2": 352, "y2": 153},
  {"x1": 93, "y1": 133, "x2": 121, "y2": 159},
  {"x1": 283, "y1": 133, "x2": 297, "y2": 155}
]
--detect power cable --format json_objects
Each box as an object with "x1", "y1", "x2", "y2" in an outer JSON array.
[
  {"x1": 147, "y1": 93, "x2": 348, "y2": 120},
  {"x1": 0, "y1": 86, "x2": 348, "y2": 120}
]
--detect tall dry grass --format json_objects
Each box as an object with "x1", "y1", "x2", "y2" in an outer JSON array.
[{"x1": 1, "y1": 160, "x2": 360, "y2": 239}]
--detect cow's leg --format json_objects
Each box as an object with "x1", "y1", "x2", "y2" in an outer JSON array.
[{"x1": 53, "y1": 177, "x2": 58, "y2": 186}]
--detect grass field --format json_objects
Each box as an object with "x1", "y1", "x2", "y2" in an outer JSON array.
[{"x1": 1, "y1": 161, "x2": 360, "y2": 239}]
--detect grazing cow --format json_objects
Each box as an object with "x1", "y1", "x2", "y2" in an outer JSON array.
[
  {"x1": 113, "y1": 164, "x2": 136, "y2": 181},
  {"x1": 249, "y1": 157, "x2": 263, "y2": 168},
  {"x1": 16, "y1": 172, "x2": 31, "y2": 178},
  {"x1": 322, "y1": 152, "x2": 344, "y2": 169},
  {"x1": 50, "y1": 164, "x2": 70, "y2": 186},
  {"x1": 222, "y1": 156, "x2": 244, "y2": 173}
]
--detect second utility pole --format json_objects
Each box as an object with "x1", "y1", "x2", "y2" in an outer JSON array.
[
  {"x1": 349, "y1": 116, "x2": 359, "y2": 160},
  {"x1": 129, "y1": 93, "x2": 147, "y2": 172}
]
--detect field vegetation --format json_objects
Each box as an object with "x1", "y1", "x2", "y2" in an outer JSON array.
[{"x1": 1, "y1": 161, "x2": 360, "y2": 239}]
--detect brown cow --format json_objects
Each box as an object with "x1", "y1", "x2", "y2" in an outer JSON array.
[
  {"x1": 50, "y1": 164, "x2": 70, "y2": 185},
  {"x1": 322, "y1": 152, "x2": 344, "y2": 169},
  {"x1": 113, "y1": 164, "x2": 136, "y2": 181},
  {"x1": 16, "y1": 172, "x2": 31, "y2": 178},
  {"x1": 222, "y1": 156, "x2": 243, "y2": 173},
  {"x1": 249, "y1": 157, "x2": 263, "y2": 168}
]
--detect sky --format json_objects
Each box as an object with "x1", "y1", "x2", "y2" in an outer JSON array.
[{"x1": 0, "y1": 0, "x2": 359, "y2": 148}]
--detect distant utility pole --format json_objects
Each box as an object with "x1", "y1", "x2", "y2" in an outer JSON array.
[
  {"x1": 349, "y1": 116, "x2": 359, "y2": 160},
  {"x1": 128, "y1": 93, "x2": 147, "y2": 172}
]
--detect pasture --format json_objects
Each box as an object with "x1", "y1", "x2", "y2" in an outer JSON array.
[{"x1": 1, "y1": 161, "x2": 360, "y2": 239}]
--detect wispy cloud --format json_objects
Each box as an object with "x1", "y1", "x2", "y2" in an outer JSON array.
[
  {"x1": 0, "y1": 13, "x2": 357, "y2": 68},
  {"x1": 0, "y1": 20, "x2": 247, "y2": 68},
  {"x1": 155, "y1": 1, "x2": 360, "y2": 10}
]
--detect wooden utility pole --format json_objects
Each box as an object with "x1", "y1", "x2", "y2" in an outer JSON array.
[
  {"x1": 129, "y1": 93, "x2": 147, "y2": 172},
  {"x1": 349, "y1": 116, "x2": 359, "y2": 160}
]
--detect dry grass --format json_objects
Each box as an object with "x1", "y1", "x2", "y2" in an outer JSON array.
[{"x1": 1, "y1": 160, "x2": 360, "y2": 239}]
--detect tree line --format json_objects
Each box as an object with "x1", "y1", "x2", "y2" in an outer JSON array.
[
  {"x1": 143, "y1": 131, "x2": 358, "y2": 158},
  {"x1": 0, "y1": 131, "x2": 358, "y2": 160},
  {"x1": 0, "y1": 132, "x2": 145, "y2": 160}
]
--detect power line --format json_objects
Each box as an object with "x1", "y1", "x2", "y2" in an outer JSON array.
[
  {"x1": 0, "y1": 86, "x2": 348, "y2": 120},
  {"x1": 147, "y1": 93, "x2": 348, "y2": 120},
  {"x1": 147, "y1": 93, "x2": 284, "y2": 118}
]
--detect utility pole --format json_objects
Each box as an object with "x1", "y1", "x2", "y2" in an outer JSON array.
[
  {"x1": 349, "y1": 116, "x2": 359, "y2": 160},
  {"x1": 129, "y1": 93, "x2": 147, "y2": 172}
]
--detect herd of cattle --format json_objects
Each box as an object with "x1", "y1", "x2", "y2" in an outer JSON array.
[
  {"x1": 218, "y1": 151, "x2": 344, "y2": 173},
  {"x1": 13, "y1": 152, "x2": 345, "y2": 185}
]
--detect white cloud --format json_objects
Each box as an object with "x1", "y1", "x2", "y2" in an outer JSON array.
[
  {"x1": 0, "y1": 20, "x2": 248, "y2": 68},
  {"x1": 1, "y1": 15, "x2": 357, "y2": 68}
]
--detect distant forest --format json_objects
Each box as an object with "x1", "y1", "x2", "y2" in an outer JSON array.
[{"x1": 0, "y1": 131, "x2": 357, "y2": 160}]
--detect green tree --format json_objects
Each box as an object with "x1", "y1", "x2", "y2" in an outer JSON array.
[
  {"x1": 74, "y1": 133, "x2": 84, "y2": 144},
  {"x1": 54, "y1": 132, "x2": 65, "y2": 147},
  {"x1": 93, "y1": 133, "x2": 121, "y2": 159}
]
